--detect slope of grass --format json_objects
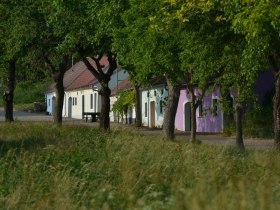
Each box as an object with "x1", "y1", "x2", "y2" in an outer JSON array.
[{"x1": 0, "y1": 123, "x2": 279, "y2": 209}]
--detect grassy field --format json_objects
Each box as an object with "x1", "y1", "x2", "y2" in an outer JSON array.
[{"x1": 0, "y1": 123, "x2": 280, "y2": 210}]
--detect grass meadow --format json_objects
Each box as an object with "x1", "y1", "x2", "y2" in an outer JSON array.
[{"x1": 0, "y1": 123, "x2": 280, "y2": 210}]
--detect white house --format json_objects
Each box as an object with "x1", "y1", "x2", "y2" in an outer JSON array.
[
  {"x1": 45, "y1": 58, "x2": 129, "y2": 121},
  {"x1": 141, "y1": 84, "x2": 168, "y2": 128},
  {"x1": 45, "y1": 61, "x2": 86, "y2": 115},
  {"x1": 62, "y1": 68, "x2": 101, "y2": 119},
  {"x1": 45, "y1": 84, "x2": 56, "y2": 115}
]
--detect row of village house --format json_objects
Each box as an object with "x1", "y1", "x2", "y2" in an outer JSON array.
[{"x1": 45, "y1": 57, "x2": 274, "y2": 133}]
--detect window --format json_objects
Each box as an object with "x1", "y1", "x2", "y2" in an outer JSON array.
[
  {"x1": 161, "y1": 89, "x2": 164, "y2": 95},
  {"x1": 212, "y1": 98, "x2": 218, "y2": 116},
  {"x1": 48, "y1": 99, "x2": 50, "y2": 107},
  {"x1": 73, "y1": 98, "x2": 75, "y2": 106},
  {"x1": 75, "y1": 97, "x2": 77, "y2": 105},
  {"x1": 160, "y1": 100, "x2": 164, "y2": 114},
  {"x1": 198, "y1": 100, "x2": 203, "y2": 117},
  {"x1": 154, "y1": 90, "x2": 157, "y2": 96},
  {"x1": 90, "y1": 94, "x2": 93, "y2": 109},
  {"x1": 145, "y1": 103, "x2": 147, "y2": 117}
]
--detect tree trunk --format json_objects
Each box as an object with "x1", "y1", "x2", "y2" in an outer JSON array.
[
  {"x1": 99, "y1": 85, "x2": 111, "y2": 131},
  {"x1": 274, "y1": 73, "x2": 280, "y2": 148},
  {"x1": 53, "y1": 72, "x2": 65, "y2": 125},
  {"x1": 162, "y1": 77, "x2": 180, "y2": 140},
  {"x1": 235, "y1": 103, "x2": 245, "y2": 150},
  {"x1": 3, "y1": 60, "x2": 16, "y2": 123},
  {"x1": 190, "y1": 89, "x2": 197, "y2": 143},
  {"x1": 134, "y1": 84, "x2": 142, "y2": 127}
]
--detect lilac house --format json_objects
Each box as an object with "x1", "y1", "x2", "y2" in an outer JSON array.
[
  {"x1": 174, "y1": 70, "x2": 274, "y2": 133},
  {"x1": 175, "y1": 87, "x2": 224, "y2": 133}
]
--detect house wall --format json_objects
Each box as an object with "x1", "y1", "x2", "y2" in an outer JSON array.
[
  {"x1": 254, "y1": 70, "x2": 274, "y2": 104},
  {"x1": 63, "y1": 89, "x2": 100, "y2": 119},
  {"x1": 63, "y1": 69, "x2": 129, "y2": 120},
  {"x1": 141, "y1": 85, "x2": 168, "y2": 128},
  {"x1": 175, "y1": 87, "x2": 224, "y2": 133},
  {"x1": 46, "y1": 92, "x2": 56, "y2": 115}
]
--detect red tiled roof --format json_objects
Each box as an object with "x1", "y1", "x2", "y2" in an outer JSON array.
[
  {"x1": 63, "y1": 61, "x2": 87, "y2": 88},
  {"x1": 66, "y1": 57, "x2": 110, "y2": 90},
  {"x1": 111, "y1": 79, "x2": 133, "y2": 96},
  {"x1": 47, "y1": 56, "x2": 110, "y2": 92},
  {"x1": 47, "y1": 61, "x2": 86, "y2": 92},
  {"x1": 67, "y1": 69, "x2": 94, "y2": 90}
]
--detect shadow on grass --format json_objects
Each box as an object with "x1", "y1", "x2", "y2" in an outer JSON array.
[{"x1": 0, "y1": 137, "x2": 57, "y2": 155}]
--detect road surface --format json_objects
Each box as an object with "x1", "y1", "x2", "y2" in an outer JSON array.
[{"x1": 0, "y1": 108, "x2": 53, "y2": 122}]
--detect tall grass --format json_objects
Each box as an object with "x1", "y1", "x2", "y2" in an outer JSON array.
[{"x1": 0, "y1": 123, "x2": 279, "y2": 209}]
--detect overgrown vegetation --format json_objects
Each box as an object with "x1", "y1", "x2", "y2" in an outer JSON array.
[
  {"x1": 0, "y1": 123, "x2": 279, "y2": 209},
  {"x1": 224, "y1": 93, "x2": 274, "y2": 138},
  {"x1": 13, "y1": 81, "x2": 48, "y2": 105},
  {"x1": 0, "y1": 80, "x2": 49, "y2": 109},
  {"x1": 112, "y1": 90, "x2": 135, "y2": 122}
]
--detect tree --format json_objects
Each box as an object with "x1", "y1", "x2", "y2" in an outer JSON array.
[
  {"x1": 0, "y1": 0, "x2": 37, "y2": 122},
  {"x1": 0, "y1": 0, "x2": 78, "y2": 125},
  {"x1": 223, "y1": 0, "x2": 280, "y2": 148},
  {"x1": 114, "y1": 0, "x2": 183, "y2": 140},
  {"x1": 162, "y1": 0, "x2": 225, "y2": 142},
  {"x1": 71, "y1": 0, "x2": 130, "y2": 131}
]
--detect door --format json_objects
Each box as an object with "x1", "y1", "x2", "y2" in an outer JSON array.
[
  {"x1": 68, "y1": 97, "x2": 72, "y2": 118},
  {"x1": 184, "y1": 102, "x2": 191, "y2": 132},
  {"x1": 150, "y1": 101, "x2": 155, "y2": 128},
  {"x1": 82, "y1": 95, "x2": 85, "y2": 118},
  {"x1": 52, "y1": 96, "x2": 56, "y2": 116},
  {"x1": 128, "y1": 107, "x2": 133, "y2": 124}
]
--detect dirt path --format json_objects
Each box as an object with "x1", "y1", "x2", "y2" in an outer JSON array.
[{"x1": 115, "y1": 125, "x2": 274, "y2": 150}]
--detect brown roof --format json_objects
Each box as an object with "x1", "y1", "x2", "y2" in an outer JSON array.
[
  {"x1": 67, "y1": 69, "x2": 94, "y2": 90},
  {"x1": 63, "y1": 61, "x2": 88, "y2": 88},
  {"x1": 111, "y1": 79, "x2": 133, "y2": 96},
  {"x1": 46, "y1": 56, "x2": 110, "y2": 92}
]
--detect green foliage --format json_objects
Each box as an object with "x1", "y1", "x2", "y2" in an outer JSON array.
[
  {"x1": 113, "y1": 0, "x2": 183, "y2": 85},
  {"x1": 112, "y1": 90, "x2": 135, "y2": 117},
  {"x1": 0, "y1": 123, "x2": 280, "y2": 209},
  {"x1": 13, "y1": 81, "x2": 49, "y2": 105},
  {"x1": 224, "y1": 0, "x2": 279, "y2": 81},
  {"x1": 0, "y1": 80, "x2": 49, "y2": 108}
]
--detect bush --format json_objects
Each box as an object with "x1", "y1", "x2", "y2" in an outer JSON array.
[{"x1": 13, "y1": 81, "x2": 49, "y2": 105}]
